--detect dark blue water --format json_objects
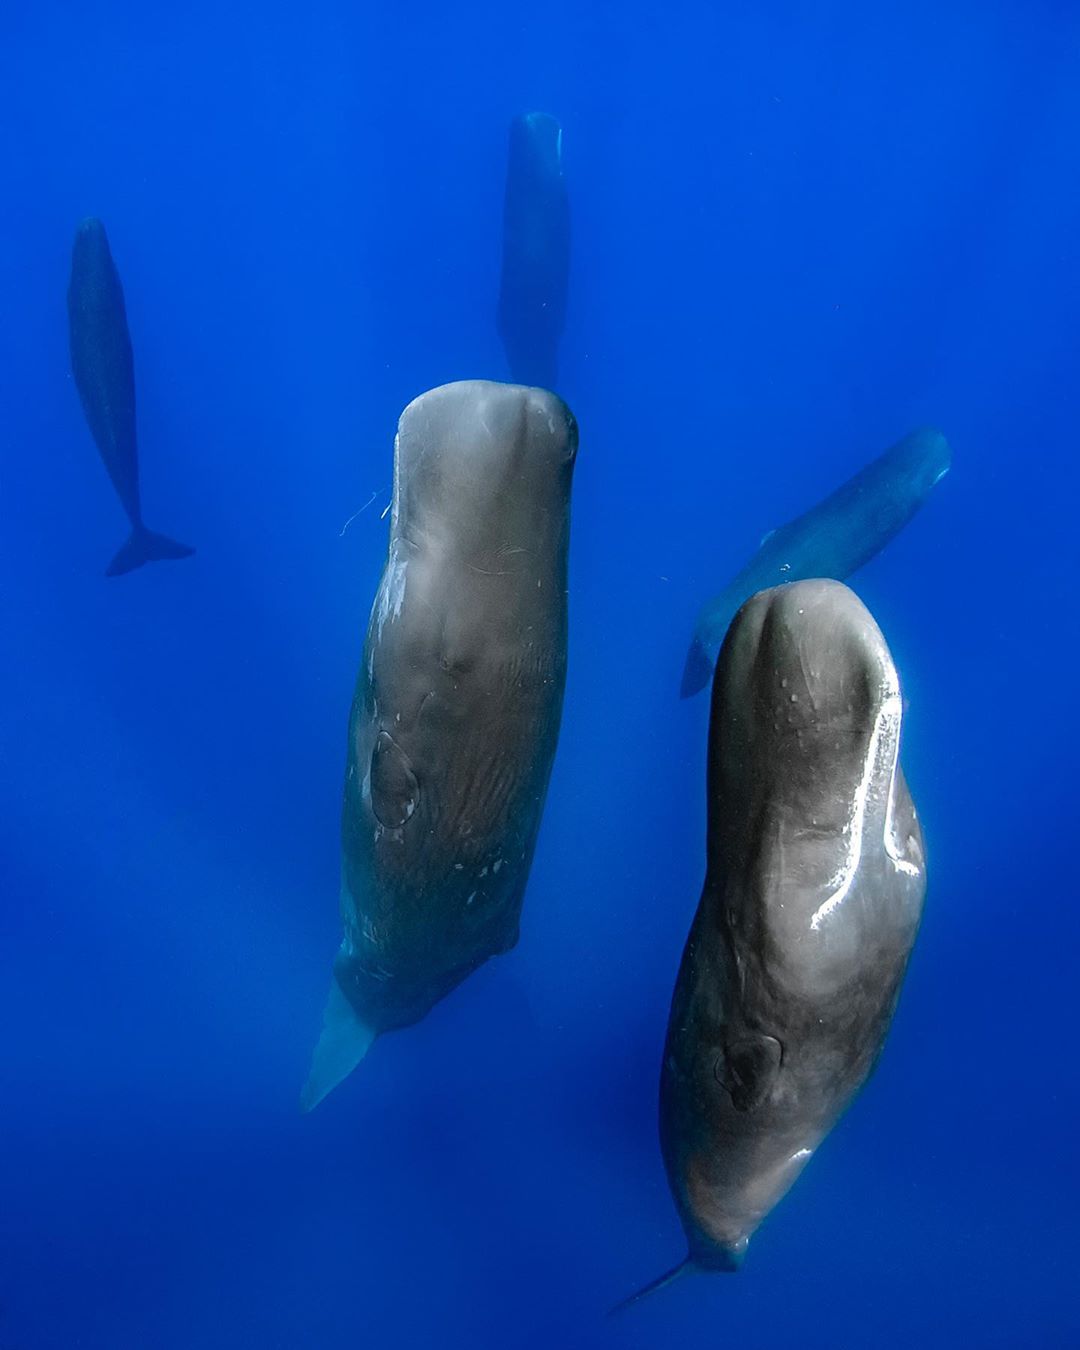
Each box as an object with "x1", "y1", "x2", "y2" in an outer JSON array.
[{"x1": 2, "y1": 3, "x2": 1077, "y2": 1346}]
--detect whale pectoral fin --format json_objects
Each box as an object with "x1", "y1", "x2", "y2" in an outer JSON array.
[
  {"x1": 609, "y1": 1258, "x2": 696, "y2": 1315},
  {"x1": 300, "y1": 980, "x2": 376, "y2": 1113},
  {"x1": 494, "y1": 921, "x2": 521, "y2": 955},
  {"x1": 714, "y1": 1034, "x2": 783, "y2": 1112},
  {"x1": 680, "y1": 635, "x2": 714, "y2": 698}
]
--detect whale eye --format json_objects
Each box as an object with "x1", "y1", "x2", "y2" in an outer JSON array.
[
  {"x1": 370, "y1": 731, "x2": 418, "y2": 829},
  {"x1": 714, "y1": 1034, "x2": 783, "y2": 1112}
]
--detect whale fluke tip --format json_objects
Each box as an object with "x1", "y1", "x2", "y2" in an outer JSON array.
[
  {"x1": 107, "y1": 525, "x2": 194, "y2": 577},
  {"x1": 300, "y1": 979, "x2": 376, "y2": 1113}
]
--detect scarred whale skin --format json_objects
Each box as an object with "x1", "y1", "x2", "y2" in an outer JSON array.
[
  {"x1": 681, "y1": 428, "x2": 950, "y2": 696},
  {"x1": 67, "y1": 217, "x2": 193, "y2": 576},
  {"x1": 302, "y1": 380, "x2": 578, "y2": 1111},
  {"x1": 496, "y1": 112, "x2": 570, "y2": 392},
  {"x1": 621, "y1": 579, "x2": 926, "y2": 1304}
]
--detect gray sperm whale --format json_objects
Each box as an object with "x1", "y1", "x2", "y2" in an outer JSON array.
[
  {"x1": 496, "y1": 112, "x2": 570, "y2": 392},
  {"x1": 621, "y1": 580, "x2": 926, "y2": 1305},
  {"x1": 67, "y1": 217, "x2": 193, "y2": 576},
  {"x1": 302, "y1": 379, "x2": 578, "y2": 1111},
  {"x1": 680, "y1": 429, "x2": 950, "y2": 696}
]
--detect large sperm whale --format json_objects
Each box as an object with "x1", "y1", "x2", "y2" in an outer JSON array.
[
  {"x1": 302, "y1": 379, "x2": 578, "y2": 1111},
  {"x1": 621, "y1": 579, "x2": 926, "y2": 1305},
  {"x1": 496, "y1": 112, "x2": 570, "y2": 391},
  {"x1": 681, "y1": 429, "x2": 950, "y2": 696},
  {"x1": 67, "y1": 217, "x2": 193, "y2": 576}
]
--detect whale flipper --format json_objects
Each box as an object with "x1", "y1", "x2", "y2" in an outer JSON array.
[
  {"x1": 300, "y1": 978, "x2": 376, "y2": 1113},
  {"x1": 106, "y1": 525, "x2": 194, "y2": 577},
  {"x1": 679, "y1": 633, "x2": 714, "y2": 698},
  {"x1": 609, "y1": 1259, "x2": 697, "y2": 1315}
]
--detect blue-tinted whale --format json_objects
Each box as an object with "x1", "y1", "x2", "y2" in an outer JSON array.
[
  {"x1": 496, "y1": 112, "x2": 570, "y2": 392},
  {"x1": 681, "y1": 429, "x2": 950, "y2": 696},
  {"x1": 302, "y1": 380, "x2": 578, "y2": 1111},
  {"x1": 67, "y1": 217, "x2": 193, "y2": 577},
  {"x1": 620, "y1": 580, "x2": 926, "y2": 1305}
]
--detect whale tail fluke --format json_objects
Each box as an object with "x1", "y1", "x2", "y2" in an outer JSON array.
[
  {"x1": 680, "y1": 635, "x2": 714, "y2": 698},
  {"x1": 107, "y1": 525, "x2": 195, "y2": 577},
  {"x1": 300, "y1": 979, "x2": 376, "y2": 1113},
  {"x1": 609, "y1": 1258, "x2": 696, "y2": 1315}
]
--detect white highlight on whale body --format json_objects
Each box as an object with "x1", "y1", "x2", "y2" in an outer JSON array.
[
  {"x1": 810, "y1": 656, "x2": 914, "y2": 932},
  {"x1": 374, "y1": 549, "x2": 408, "y2": 643}
]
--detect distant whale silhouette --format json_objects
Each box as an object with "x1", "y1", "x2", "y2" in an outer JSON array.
[
  {"x1": 302, "y1": 380, "x2": 578, "y2": 1111},
  {"x1": 496, "y1": 112, "x2": 570, "y2": 391},
  {"x1": 67, "y1": 217, "x2": 193, "y2": 576},
  {"x1": 618, "y1": 580, "x2": 926, "y2": 1307},
  {"x1": 680, "y1": 428, "x2": 950, "y2": 696}
]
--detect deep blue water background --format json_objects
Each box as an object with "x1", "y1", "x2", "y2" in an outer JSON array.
[{"x1": 2, "y1": 2, "x2": 1078, "y2": 1346}]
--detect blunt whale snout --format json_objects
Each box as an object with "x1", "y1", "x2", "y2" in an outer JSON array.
[
  {"x1": 721, "y1": 581, "x2": 909, "y2": 879},
  {"x1": 401, "y1": 380, "x2": 575, "y2": 452},
  {"x1": 731, "y1": 577, "x2": 894, "y2": 725},
  {"x1": 899, "y1": 427, "x2": 951, "y2": 491},
  {"x1": 75, "y1": 215, "x2": 106, "y2": 238},
  {"x1": 394, "y1": 381, "x2": 576, "y2": 542},
  {"x1": 515, "y1": 111, "x2": 563, "y2": 172},
  {"x1": 70, "y1": 217, "x2": 111, "y2": 269}
]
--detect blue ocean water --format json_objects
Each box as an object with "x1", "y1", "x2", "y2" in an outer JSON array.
[{"x1": 2, "y1": 2, "x2": 1077, "y2": 1346}]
